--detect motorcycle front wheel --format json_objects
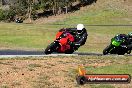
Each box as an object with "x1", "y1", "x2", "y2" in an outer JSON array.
[
  {"x1": 44, "y1": 41, "x2": 60, "y2": 54},
  {"x1": 127, "y1": 50, "x2": 131, "y2": 54},
  {"x1": 103, "y1": 44, "x2": 112, "y2": 55}
]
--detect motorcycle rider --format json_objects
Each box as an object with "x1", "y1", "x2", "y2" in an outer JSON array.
[
  {"x1": 58, "y1": 24, "x2": 88, "y2": 52},
  {"x1": 127, "y1": 32, "x2": 132, "y2": 50},
  {"x1": 115, "y1": 33, "x2": 132, "y2": 52},
  {"x1": 127, "y1": 32, "x2": 132, "y2": 43},
  {"x1": 114, "y1": 34, "x2": 130, "y2": 47}
]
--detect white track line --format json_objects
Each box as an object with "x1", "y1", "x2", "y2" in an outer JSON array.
[{"x1": 0, "y1": 54, "x2": 78, "y2": 58}]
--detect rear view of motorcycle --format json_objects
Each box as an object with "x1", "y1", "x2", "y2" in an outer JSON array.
[{"x1": 103, "y1": 34, "x2": 131, "y2": 55}]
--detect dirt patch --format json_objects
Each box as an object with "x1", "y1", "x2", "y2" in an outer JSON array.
[
  {"x1": 0, "y1": 58, "x2": 79, "y2": 88},
  {"x1": 0, "y1": 56, "x2": 131, "y2": 88}
]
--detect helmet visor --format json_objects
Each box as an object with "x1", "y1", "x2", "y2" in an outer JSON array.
[{"x1": 77, "y1": 30, "x2": 82, "y2": 34}]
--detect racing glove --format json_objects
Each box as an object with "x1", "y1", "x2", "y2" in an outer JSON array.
[
  {"x1": 121, "y1": 45, "x2": 128, "y2": 49},
  {"x1": 69, "y1": 41, "x2": 80, "y2": 46}
]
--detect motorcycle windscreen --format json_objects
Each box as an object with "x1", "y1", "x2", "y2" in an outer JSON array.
[{"x1": 56, "y1": 32, "x2": 63, "y2": 39}]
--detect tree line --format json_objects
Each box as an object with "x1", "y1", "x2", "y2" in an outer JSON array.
[{"x1": 0, "y1": 0, "x2": 97, "y2": 22}]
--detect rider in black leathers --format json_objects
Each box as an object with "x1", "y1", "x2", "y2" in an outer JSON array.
[
  {"x1": 116, "y1": 33, "x2": 132, "y2": 51},
  {"x1": 127, "y1": 32, "x2": 132, "y2": 50},
  {"x1": 58, "y1": 24, "x2": 88, "y2": 52}
]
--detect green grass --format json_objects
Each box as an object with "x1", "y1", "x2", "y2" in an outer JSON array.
[
  {"x1": 85, "y1": 64, "x2": 132, "y2": 75},
  {"x1": 0, "y1": 0, "x2": 131, "y2": 53},
  {"x1": 70, "y1": 55, "x2": 132, "y2": 75},
  {"x1": 54, "y1": 9, "x2": 130, "y2": 25},
  {"x1": 90, "y1": 84, "x2": 115, "y2": 88},
  {"x1": 0, "y1": 22, "x2": 131, "y2": 53},
  {"x1": 0, "y1": 23, "x2": 59, "y2": 49},
  {"x1": 53, "y1": 1, "x2": 132, "y2": 25}
]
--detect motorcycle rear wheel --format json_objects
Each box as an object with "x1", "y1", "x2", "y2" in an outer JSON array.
[{"x1": 127, "y1": 50, "x2": 131, "y2": 54}]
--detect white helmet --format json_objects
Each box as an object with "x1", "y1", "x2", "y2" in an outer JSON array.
[
  {"x1": 77, "y1": 24, "x2": 85, "y2": 34},
  {"x1": 77, "y1": 24, "x2": 84, "y2": 30}
]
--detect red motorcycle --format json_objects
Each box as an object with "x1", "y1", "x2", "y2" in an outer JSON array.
[{"x1": 45, "y1": 31, "x2": 75, "y2": 54}]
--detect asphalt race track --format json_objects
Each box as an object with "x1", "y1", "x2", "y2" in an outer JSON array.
[
  {"x1": 0, "y1": 50, "x2": 102, "y2": 55},
  {"x1": 0, "y1": 50, "x2": 131, "y2": 58}
]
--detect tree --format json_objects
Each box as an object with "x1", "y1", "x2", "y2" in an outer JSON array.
[{"x1": 0, "y1": 0, "x2": 88, "y2": 22}]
